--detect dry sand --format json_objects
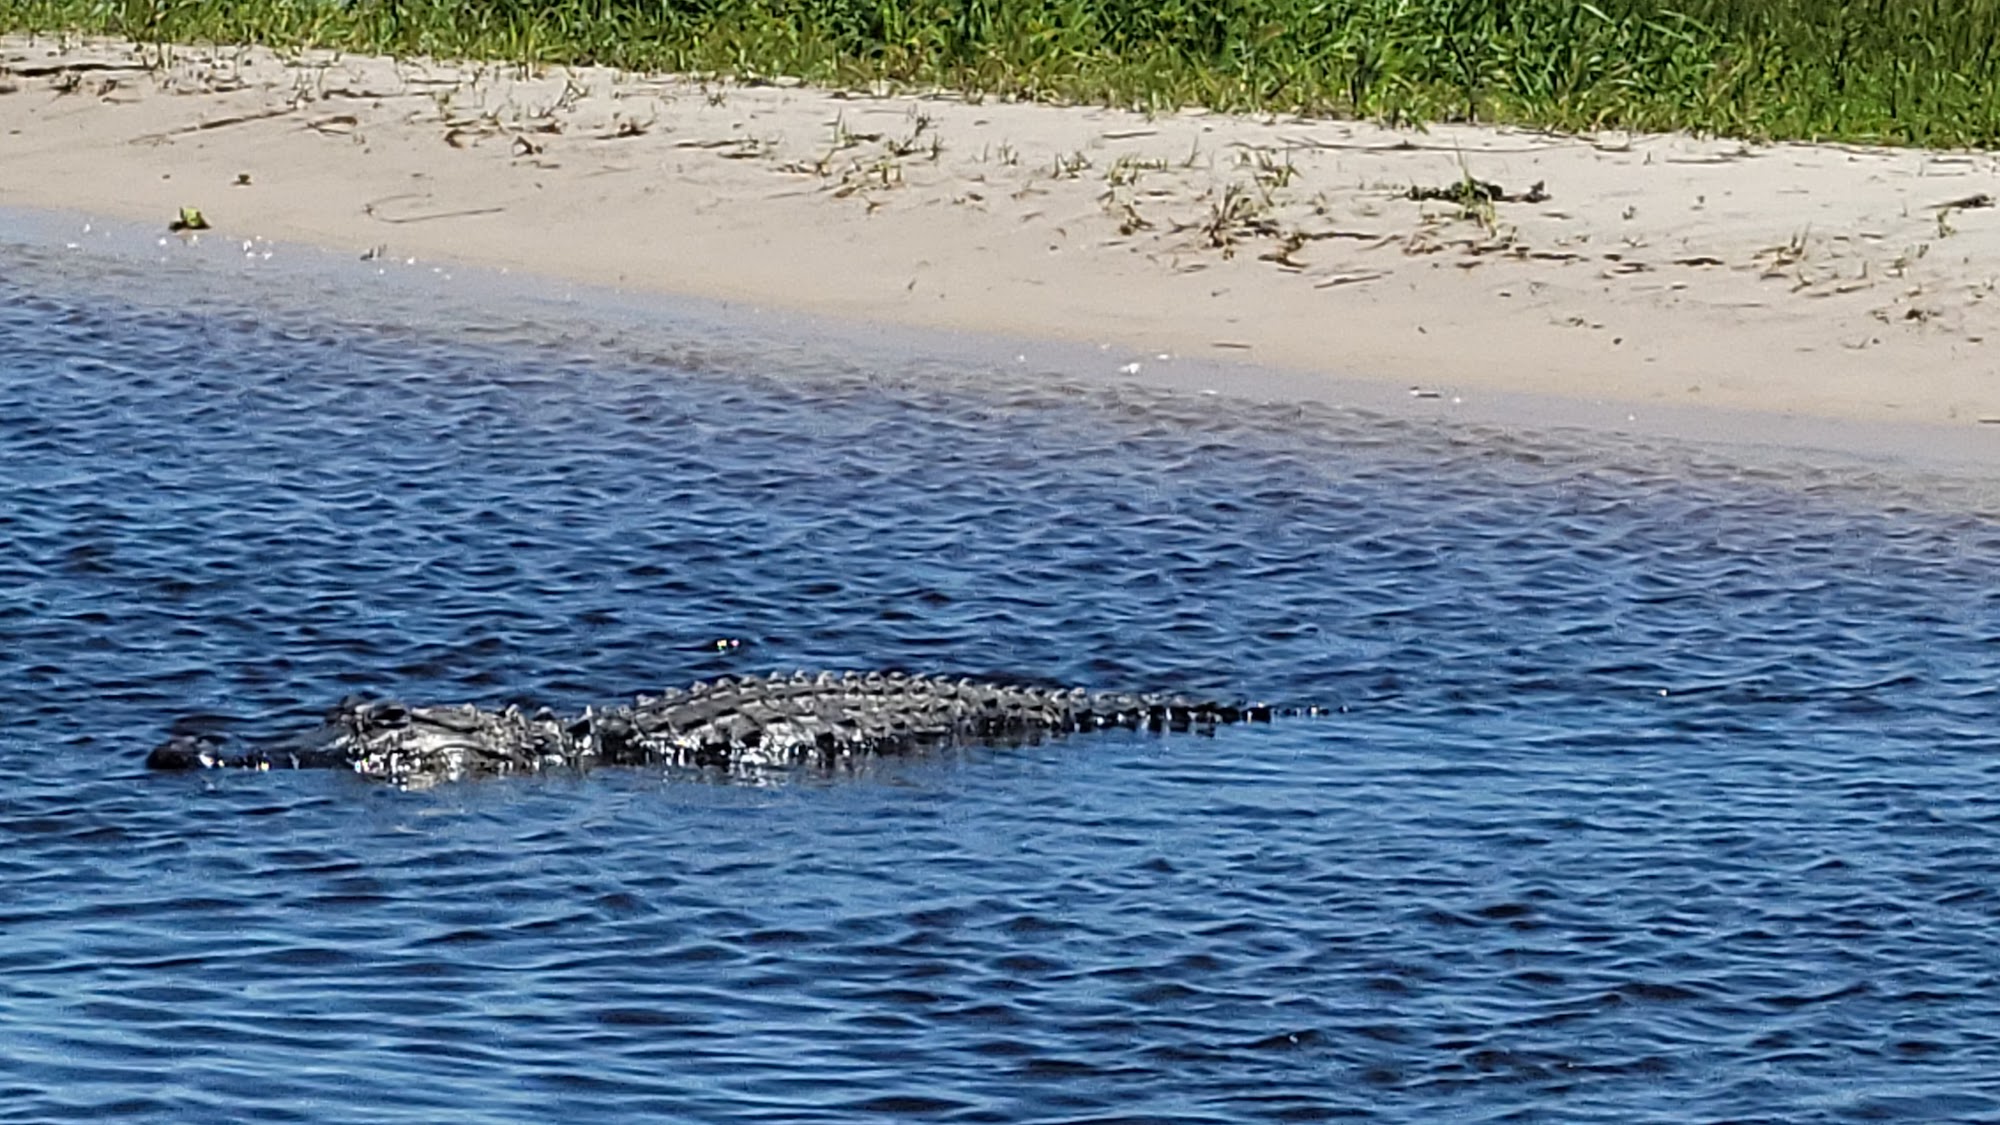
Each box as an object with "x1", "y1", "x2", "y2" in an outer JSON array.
[{"x1": 5, "y1": 34, "x2": 2000, "y2": 435}]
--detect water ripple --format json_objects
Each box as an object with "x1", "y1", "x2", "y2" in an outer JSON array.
[{"x1": 2, "y1": 242, "x2": 1999, "y2": 1122}]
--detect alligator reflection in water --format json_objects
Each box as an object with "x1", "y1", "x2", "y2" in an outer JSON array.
[{"x1": 149, "y1": 671, "x2": 1276, "y2": 785}]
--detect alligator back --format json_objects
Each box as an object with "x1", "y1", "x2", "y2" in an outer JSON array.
[{"x1": 149, "y1": 671, "x2": 1273, "y2": 785}]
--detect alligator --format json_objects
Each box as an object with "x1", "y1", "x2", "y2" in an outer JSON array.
[{"x1": 148, "y1": 671, "x2": 1275, "y2": 786}]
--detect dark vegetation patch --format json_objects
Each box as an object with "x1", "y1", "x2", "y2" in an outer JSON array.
[{"x1": 5, "y1": 0, "x2": 2000, "y2": 145}]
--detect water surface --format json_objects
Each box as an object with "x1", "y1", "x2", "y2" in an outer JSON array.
[{"x1": 3, "y1": 230, "x2": 1999, "y2": 1123}]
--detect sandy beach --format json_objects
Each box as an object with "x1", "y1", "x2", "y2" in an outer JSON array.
[{"x1": 5, "y1": 34, "x2": 2000, "y2": 433}]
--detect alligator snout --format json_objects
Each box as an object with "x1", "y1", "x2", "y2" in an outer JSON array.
[{"x1": 147, "y1": 733, "x2": 231, "y2": 770}]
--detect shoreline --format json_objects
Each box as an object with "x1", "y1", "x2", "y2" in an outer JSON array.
[
  {"x1": 5, "y1": 35, "x2": 2000, "y2": 453},
  {"x1": 15, "y1": 200, "x2": 2000, "y2": 484}
]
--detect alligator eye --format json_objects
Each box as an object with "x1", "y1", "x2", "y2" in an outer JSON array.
[{"x1": 369, "y1": 703, "x2": 410, "y2": 726}]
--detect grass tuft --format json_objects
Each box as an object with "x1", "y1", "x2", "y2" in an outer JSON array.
[{"x1": 6, "y1": 0, "x2": 2000, "y2": 146}]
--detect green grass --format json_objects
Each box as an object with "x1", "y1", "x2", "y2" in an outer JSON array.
[{"x1": 6, "y1": 0, "x2": 2000, "y2": 147}]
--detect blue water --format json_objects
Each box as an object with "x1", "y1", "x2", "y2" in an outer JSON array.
[{"x1": 4, "y1": 235, "x2": 2000, "y2": 1123}]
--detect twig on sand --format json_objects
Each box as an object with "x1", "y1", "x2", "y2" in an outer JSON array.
[
  {"x1": 306, "y1": 113, "x2": 360, "y2": 136},
  {"x1": 1288, "y1": 136, "x2": 1560, "y2": 156},
  {"x1": 363, "y1": 194, "x2": 507, "y2": 224},
  {"x1": 1931, "y1": 193, "x2": 1994, "y2": 211},
  {"x1": 128, "y1": 105, "x2": 297, "y2": 145},
  {"x1": 7, "y1": 59, "x2": 146, "y2": 79}
]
